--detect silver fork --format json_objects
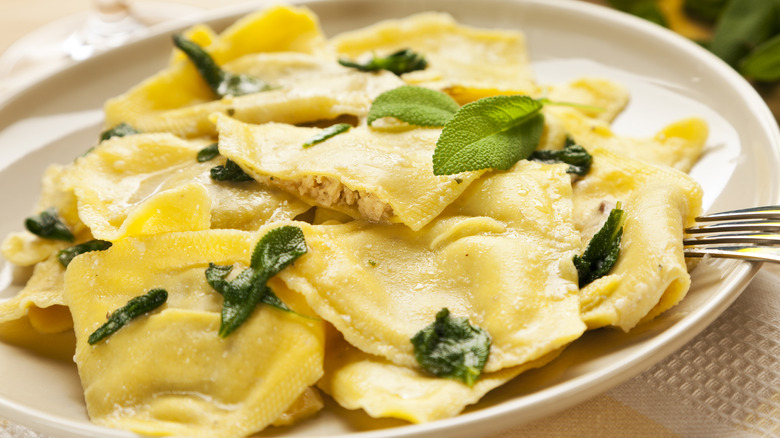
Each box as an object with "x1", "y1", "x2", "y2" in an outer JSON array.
[{"x1": 684, "y1": 205, "x2": 780, "y2": 263}]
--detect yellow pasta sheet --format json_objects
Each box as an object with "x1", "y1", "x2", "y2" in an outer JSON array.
[
  {"x1": 543, "y1": 77, "x2": 630, "y2": 123},
  {"x1": 64, "y1": 133, "x2": 310, "y2": 240},
  {"x1": 279, "y1": 162, "x2": 585, "y2": 373},
  {"x1": 65, "y1": 228, "x2": 325, "y2": 438},
  {"x1": 2, "y1": 164, "x2": 88, "y2": 267},
  {"x1": 215, "y1": 114, "x2": 484, "y2": 230},
  {"x1": 104, "y1": 5, "x2": 408, "y2": 138},
  {"x1": 573, "y1": 148, "x2": 703, "y2": 331},
  {"x1": 546, "y1": 106, "x2": 708, "y2": 172},
  {"x1": 317, "y1": 331, "x2": 564, "y2": 423},
  {"x1": 0, "y1": 257, "x2": 74, "y2": 361},
  {"x1": 331, "y1": 12, "x2": 537, "y2": 104}
]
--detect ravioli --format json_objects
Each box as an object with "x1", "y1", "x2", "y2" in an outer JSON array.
[
  {"x1": 107, "y1": 51, "x2": 404, "y2": 138},
  {"x1": 536, "y1": 78, "x2": 631, "y2": 150},
  {"x1": 546, "y1": 106, "x2": 708, "y2": 172},
  {"x1": 64, "y1": 227, "x2": 325, "y2": 438},
  {"x1": 278, "y1": 162, "x2": 585, "y2": 373},
  {"x1": 573, "y1": 148, "x2": 703, "y2": 331},
  {"x1": 317, "y1": 332, "x2": 564, "y2": 423},
  {"x1": 331, "y1": 12, "x2": 538, "y2": 104},
  {"x1": 104, "y1": 5, "x2": 329, "y2": 138},
  {"x1": 2, "y1": 164, "x2": 88, "y2": 267},
  {"x1": 64, "y1": 133, "x2": 310, "y2": 240},
  {"x1": 0, "y1": 257, "x2": 74, "y2": 361},
  {"x1": 543, "y1": 77, "x2": 631, "y2": 123},
  {"x1": 215, "y1": 114, "x2": 484, "y2": 230}
]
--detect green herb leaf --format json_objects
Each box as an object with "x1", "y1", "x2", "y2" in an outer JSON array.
[
  {"x1": 100, "y1": 123, "x2": 139, "y2": 142},
  {"x1": 57, "y1": 240, "x2": 112, "y2": 267},
  {"x1": 205, "y1": 263, "x2": 234, "y2": 295},
  {"x1": 529, "y1": 138, "x2": 593, "y2": 176},
  {"x1": 210, "y1": 159, "x2": 254, "y2": 182},
  {"x1": 411, "y1": 308, "x2": 491, "y2": 387},
  {"x1": 339, "y1": 48, "x2": 428, "y2": 75},
  {"x1": 197, "y1": 143, "x2": 220, "y2": 162},
  {"x1": 214, "y1": 225, "x2": 307, "y2": 337},
  {"x1": 25, "y1": 208, "x2": 74, "y2": 242},
  {"x1": 367, "y1": 85, "x2": 460, "y2": 127},
  {"x1": 432, "y1": 95, "x2": 544, "y2": 175},
  {"x1": 173, "y1": 34, "x2": 272, "y2": 98},
  {"x1": 88, "y1": 288, "x2": 168, "y2": 345},
  {"x1": 708, "y1": 0, "x2": 779, "y2": 67},
  {"x1": 303, "y1": 123, "x2": 351, "y2": 148},
  {"x1": 740, "y1": 33, "x2": 780, "y2": 82},
  {"x1": 249, "y1": 225, "x2": 308, "y2": 274},
  {"x1": 574, "y1": 203, "x2": 624, "y2": 287}
]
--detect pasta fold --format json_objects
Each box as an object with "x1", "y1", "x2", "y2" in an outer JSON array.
[{"x1": 573, "y1": 148, "x2": 703, "y2": 331}]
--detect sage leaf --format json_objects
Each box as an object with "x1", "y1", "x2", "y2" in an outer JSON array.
[
  {"x1": 207, "y1": 263, "x2": 290, "y2": 312},
  {"x1": 88, "y1": 288, "x2": 168, "y2": 345},
  {"x1": 367, "y1": 85, "x2": 459, "y2": 127},
  {"x1": 339, "y1": 48, "x2": 428, "y2": 76},
  {"x1": 173, "y1": 34, "x2": 272, "y2": 98},
  {"x1": 432, "y1": 95, "x2": 544, "y2": 175},
  {"x1": 25, "y1": 208, "x2": 74, "y2": 242},
  {"x1": 249, "y1": 225, "x2": 308, "y2": 275},
  {"x1": 574, "y1": 203, "x2": 624, "y2": 287},
  {"x1": 100, "y1": 123, "x2": 139, "y2": 142},
  {"x1": 218, "y1": 270, "x2": 270, "y2": 338},
  {"x1": 529, "y1": 138, "x2": 593, "y2": 176},
  {"x1": 215, "y1": 225, "x2": 307, "y2": 337},
  {"x1": 197, "y1": 143, "x2": 220, "y2": 162},
  {"x1": 57, "y1": 240, "x2": 112, "y2": 267},
  {"x1": 411, "y1": 308, "x2": 491, "y2": 386},
  {"x1": 205, "y1": 263, "x2": 234, "y2": 295},
  {"x1": 210, "y1": 159, "x2": 254, "y2": 182},
  {"x1": 740, "y1": 33, "x2": 780, "y2": 82},
  {"x1": 303, "y1": 123, "x2": 351, "y2": 148}
]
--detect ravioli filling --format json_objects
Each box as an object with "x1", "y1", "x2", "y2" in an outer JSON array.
[{"x1": 274, "y1": 174, "x2": 394, "y2": 223}]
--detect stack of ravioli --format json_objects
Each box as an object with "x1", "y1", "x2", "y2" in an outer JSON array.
[{"x1": 0, "y1": 5, "x2": 708, "y2": 438}]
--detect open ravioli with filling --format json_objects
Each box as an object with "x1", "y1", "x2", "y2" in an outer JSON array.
[{"x1": 215, "y1": 113, "x2": 485, "y2": 230}]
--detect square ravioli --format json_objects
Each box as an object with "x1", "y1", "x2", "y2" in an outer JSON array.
[
  {"x1": 64, "y1": 228, "x2": 325, "y2": 438},
  {"x1": 278, "y1": 162, "x2": 586, "y2": 373}
]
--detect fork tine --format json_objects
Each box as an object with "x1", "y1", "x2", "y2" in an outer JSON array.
[
  {"x1": 686, "y1": 220, "x2": 780, "y2": 234},
  {"x1": 684, "y1": 245, "x2": 780, "y2": 263},
  {"x1": 694, "y1": 205, "x2": 780, "y2": 221},
  {"x1": 683, "y1": 205, "x2": 780, "y2": 263},
  {"x1": 683, "y1": 232, "x2": 780, "y2": 246}
]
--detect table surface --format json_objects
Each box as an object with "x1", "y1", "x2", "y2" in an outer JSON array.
[{"x1": 0, "y1": 1, "x2": 778, "y2": 438}]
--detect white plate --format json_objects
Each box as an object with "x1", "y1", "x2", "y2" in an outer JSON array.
[{"x1": 0, "y1": 1, "x2": 778, "y2": 437}]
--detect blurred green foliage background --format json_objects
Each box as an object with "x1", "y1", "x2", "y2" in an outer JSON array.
[{"x1": 602, "y1": 0, "x2": 780, "y2": 121}]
